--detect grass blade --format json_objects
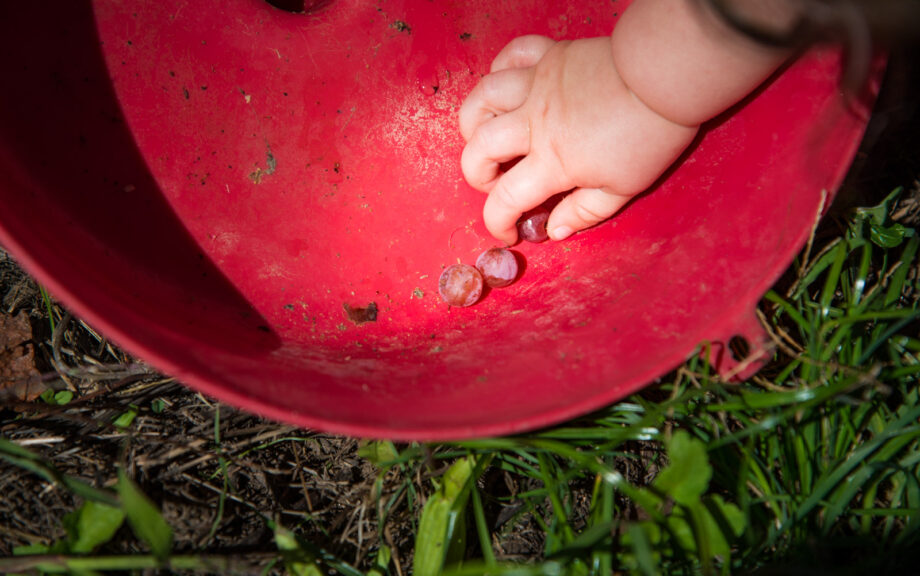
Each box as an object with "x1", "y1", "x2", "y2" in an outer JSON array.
[
  {"x1": 794, "y1": 406, "x2": 920, "y2": 526},
  {"x1": 117, "y1": 469, "x2": 174, "y2": 563},
  {"x1": 0, "y1": 437, "x2": 119, "y2": 507},
  {"x1": 414, "y1": 455, "x2": 478, "y2": 575}
]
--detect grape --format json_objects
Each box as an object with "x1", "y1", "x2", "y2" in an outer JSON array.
[
  {"x1": 476, "y1": 247, "x2": 518, "y2": 288},
  {"x1": 517, "y1": 207, "x2": 549, "y2": 243},
  {"x1": 438, "y1": 264, "x2": 483, "y2": 307}
]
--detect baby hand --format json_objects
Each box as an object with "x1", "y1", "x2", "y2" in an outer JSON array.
[{"x1": 459, "y1": 35, "x2": 700, "y2": 245}]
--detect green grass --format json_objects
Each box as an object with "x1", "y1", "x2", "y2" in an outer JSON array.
[{"x1": 1, "y1": 187, "x2": 918, "y2": 575}]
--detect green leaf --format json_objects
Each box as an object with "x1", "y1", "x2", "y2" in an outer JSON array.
[
  {"x1": 870, "y1": 222, "x2": 910, "y2": 248},
  {"x1": 274, "y1": 525, "x2": 323, "y2": 576},
  {"x1": 113, "y1": 407, "x2": 138, "y2": 429},
  {"x1": 664, "y1": 507, "x2": 697, "y2": 553},
  {"x1": 68, "y1": 501, "x2": 126, "y2": 554},
  {"x1": 850, "y1": 187, "x2": 916, "y2": 248},
  {"x1": 117, "y1": 469, "x2": 173, "y2": 562},
  {"x1": 706, "y1": 494, "x2": 745, "y2": 540},
  {"x1": 549, "y1": 521, "x2": 614, "y2": 560},
  {"x1": 653, "y1": 431, "x2": 711, "y2": 507},
  {"x1": 40, "y1": 389, "x2": 74, "y2": 405},
  {"x1": 626, "y1": 523, "x2": 659, "y2": 576},
  {"x1": 12, "y1": 542, "x2": 51, "y2": 555},
  {"x1": 414, "y1": 455, "x2": 477, "y2": 576},
  {"x1": 357, "y1": 440, "x2": 399, "y2": 468},
  {"x1": 691, "y1": 495, "x2": 745, "y2": 561},
  {"x1": 618, "y1": 522, "x2": 663, "y2": 574},
  {"x1": 274, "y1": 524, "x2": 299, "y2": 551},
  {"x1": 853, "y1": 186, "x2": 903, "y2": 228},
  {"x1": 416, "y1": 491, "x2": 454, "y2": 574},
  {"x1": 367, "y1": 544, "x2": 392, "y2": 576}
]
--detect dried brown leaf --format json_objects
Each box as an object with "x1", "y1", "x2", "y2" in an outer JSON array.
[{"x1": 0, "y1": 311, "x2": 45, "y2": 401}]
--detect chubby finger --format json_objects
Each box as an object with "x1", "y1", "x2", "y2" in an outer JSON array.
[
  {"x1": 459, "y1": 67, "x2": 534, "y2": 141},
  {"x1": 490, "y1": 35, "x2": 555, "y2": 73},
  {"x1": 461, "y1": 111, "x2": 531, "y2": 192},
  {"x1": 546, "y1": 187, "x2": 634, "y2": 241},
  {"x1": 483, "y1": 153, "x2": 567, "y2": 245}
]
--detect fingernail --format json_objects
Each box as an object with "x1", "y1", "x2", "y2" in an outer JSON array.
[{"x1": 550, "y1": 226, "x2": 574, "y2": 241}]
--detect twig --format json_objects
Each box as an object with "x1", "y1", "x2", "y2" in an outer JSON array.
[
  {"x1": 50, "y1": 312, "x2": 76, "y2": 392},
  {"x1": 9, "y1": 436, "x2": 66, "y2": 447},
  {"x1": 385, "y1": 524, "x2": 405, "y2": 576},
  {"x1": 179, "y1": 472, "x2": 312, "y2": 519},
  {"x1": 756, "y1": 308, "x2": 805, "y2": 359},
  {"x1": 795, "y1": 187, "x2": 830, "y2": 289}
]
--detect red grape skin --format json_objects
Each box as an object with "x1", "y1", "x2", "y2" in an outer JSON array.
[
  {"x1": 517, "y1": 207, "x2": 549, "y2": 243},
  {"x1": 438, "y1": 264, "x2": 484, "y2": 307},
  {"x1": 476, "y1": 247, "x2": 518, "y2": 288}
]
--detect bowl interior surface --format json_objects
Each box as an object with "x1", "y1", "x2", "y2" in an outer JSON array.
[{"x1": 0, "y1": 0, "x2": 877, "y2": 438}]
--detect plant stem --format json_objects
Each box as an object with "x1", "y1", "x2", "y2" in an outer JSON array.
[{"x1": 0, "y1": 553, "x2": 278, "y2": 574}]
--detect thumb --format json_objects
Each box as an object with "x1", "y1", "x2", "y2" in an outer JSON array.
[{"x1": 546, "y1": 187, "x2": 635, "y2": 241}]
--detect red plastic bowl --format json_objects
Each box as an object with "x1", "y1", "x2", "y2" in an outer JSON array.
[{"x1": 0, "y1": 1, "x2": 881, "y2": 439}]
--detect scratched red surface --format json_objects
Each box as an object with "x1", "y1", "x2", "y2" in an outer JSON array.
[{"x1": 0, "y1": 0, "x2": 880, "y2": 438}]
